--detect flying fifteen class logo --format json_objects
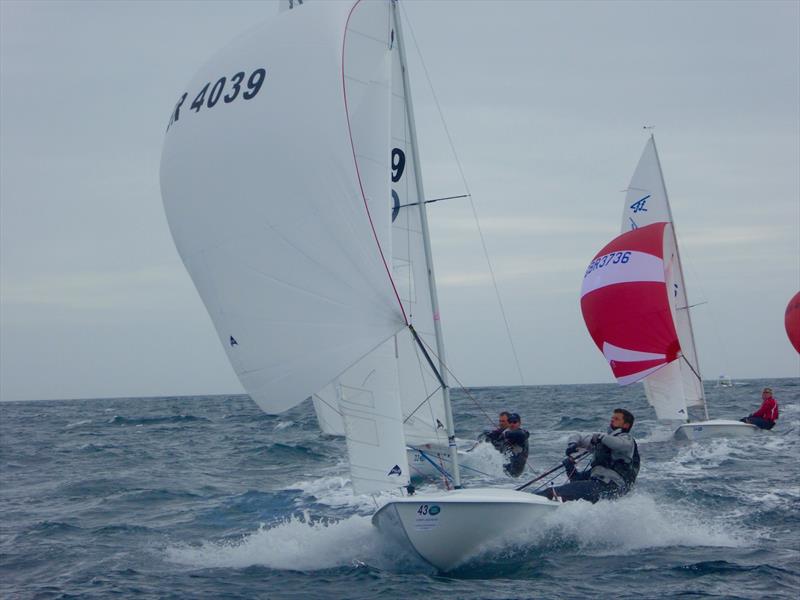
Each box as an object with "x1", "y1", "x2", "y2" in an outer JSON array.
[{"x1": 630, "y1": 195, "x2": 650, "y2": 213}]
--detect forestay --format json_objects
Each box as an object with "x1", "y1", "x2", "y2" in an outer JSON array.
[
  {"x1": 620, "y1": 137, "x2": 705, "y2": 420},
  {"x1": 161, "y1": 0, "x2": 411, "y2": 493}
]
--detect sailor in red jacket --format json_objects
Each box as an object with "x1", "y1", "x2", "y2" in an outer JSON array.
[{"x1": 741, "y1": 387, "x2": 779, "y2": 430}]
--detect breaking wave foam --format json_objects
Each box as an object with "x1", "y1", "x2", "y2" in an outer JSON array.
[
  {"x1": 535, "y1": 493, "x2": 746, "y2": 552},
  {"x1": 165, "y1": 512, "x2": 421, "y2": 571}
]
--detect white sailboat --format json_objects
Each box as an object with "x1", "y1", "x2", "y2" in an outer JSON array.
[
  {"x1": 716, "y1": 375, "x2": 733, "y2": 388},
  {"x1": 160, "y1": 0, "x2": 557, "y2": 572},
  {"x1": 620, "y1": 136, "x2": 757, "y2": 441}
]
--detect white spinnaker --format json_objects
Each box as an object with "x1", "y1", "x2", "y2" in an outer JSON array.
[
  {"x1": 161, "y1": 0, "x2": 410, "y2": 494},
  {"x1": 622, "y1": 137, "x2": 705, "y2": 420}
]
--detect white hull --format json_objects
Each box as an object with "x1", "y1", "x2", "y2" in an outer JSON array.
[
  {"x1": 673, "y1": 419, "x2": 759, "y2": 441},
  {"x1": 372, "y1": 488, "x2": 559, "y2": 571}
]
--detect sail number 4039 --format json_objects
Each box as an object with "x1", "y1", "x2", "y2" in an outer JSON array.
[{"x1": 167, "y1": 68, "x2": 266, "y2": 131}]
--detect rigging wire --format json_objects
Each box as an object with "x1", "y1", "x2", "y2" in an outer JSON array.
[
  {"x1": 400, "y1": 2, "x2": 526, "y2": 386},
  {"x1": 403, "y1": 386, "x2": 443, "y2": 424},
  {"x1": 411, "y1": 327, "x2": 495, "y2": 428},
  {"x1": 412, "y1": 330, "x2": 541, "y2": 475}
]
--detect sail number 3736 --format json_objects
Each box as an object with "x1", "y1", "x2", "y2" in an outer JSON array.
[
  {"x1": 166, "y1": 68, "x2": 266, "y2": 131},
  {"x1": 584, "y1": 251, "x2": 632, "y2": 277}
]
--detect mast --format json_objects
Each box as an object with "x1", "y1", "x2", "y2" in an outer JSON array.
[
  {"x1": 650, "y1": 134, "x2": 709, "y2": 420},
  {"x1": 391, "y1": 0, "x2": 461, "y2": 488}
]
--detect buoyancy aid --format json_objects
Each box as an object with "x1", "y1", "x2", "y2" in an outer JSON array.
[{"x1": 591, "y1": 438, "x2": 639, "y2": 487}]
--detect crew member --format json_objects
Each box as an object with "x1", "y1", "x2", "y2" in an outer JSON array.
[
  {"x1": 501, "y1": 413, "x2": 529, "y2": 478},
  {"x1": 741, "y1": 387, "x2": 779, "y2": 430},
  {"x1": 479, "y1": 411, "x2": 510, "y2": 451},
  {"x1": 536, "y1": 408, "x2": 639, "y2": 503}
]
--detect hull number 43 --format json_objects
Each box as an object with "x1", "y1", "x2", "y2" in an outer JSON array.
[{"x1": 417, "y1": 504, "x2": 441, "y2": 516}]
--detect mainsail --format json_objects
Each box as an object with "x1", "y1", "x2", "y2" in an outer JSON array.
[
  {"x1": 619, "y1": 137, "x2": 705, "y2": 421},
  {"x1": 311, "y1": 2, "x2": 448, "y2": 448},
  {"x1": 160, "y1": 0, "x2": 414, "y2": 493}
]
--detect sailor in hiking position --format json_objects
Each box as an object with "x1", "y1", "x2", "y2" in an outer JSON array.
[
  {"x1": 501, "y1": 413, "x2": 529, "y2": 478},
  {"x1": 479, "y1": 411, "x2": 510, "y2": 451},
  {"x1": 479, "y1": 411, "x2": 529, "y2": 477},
  {"x1": 537, "y1": 408, "x2": 639, "y2": 503},
  {"x1": 740, "y1": 387, "x2": 779, "y2": 430}
]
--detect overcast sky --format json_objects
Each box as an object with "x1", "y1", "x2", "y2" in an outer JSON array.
[{"x1": 1, "y1": 0, "x2": 798, "y2": 402}]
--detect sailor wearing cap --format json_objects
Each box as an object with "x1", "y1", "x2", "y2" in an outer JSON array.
[{"x1": 500, "y1": 413, "x2": 529, "y2": 477}]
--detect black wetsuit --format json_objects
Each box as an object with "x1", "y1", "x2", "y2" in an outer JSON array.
[
  {"x1": 480, "y1": 427, "x2": 506, "y2": 451},
  {"x1": 501, "y1": 428, "x2": 529, "y2": 478}
]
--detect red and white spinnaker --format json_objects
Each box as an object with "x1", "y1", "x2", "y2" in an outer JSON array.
[{"x1": 581, "y1": 222, "x2": 682, "y2": 386}]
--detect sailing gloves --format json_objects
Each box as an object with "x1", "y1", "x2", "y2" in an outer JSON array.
[{"x1": 565, "y1": 442, "x2": 578, "y2": 456}]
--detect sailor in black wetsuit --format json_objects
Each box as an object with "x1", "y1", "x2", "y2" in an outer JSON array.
[
  {"x1": 500, "y1": 413, "x2": 529, "y2": 478},
  {"x1": 536, "y1": 408, "x2": 639, "y2": 503},
  {"x1": 479, "y1": 411, "x2": 510, "y2": 451}
]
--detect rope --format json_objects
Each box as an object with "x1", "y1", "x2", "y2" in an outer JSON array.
[
  {"x1": 411, "y1": 333, "x2": 540, "y2": 477},
  {"x1": 410, "y1": 445, "x2": 495, "y2": 479},
  {"x1": 402, "y1": 386, "x2": 442, "y2": 424},
  {"x1": 414, "y1": 332, "x2": 494, "y2": 428},
  {"x1": 412, "y1": 446, "x2": 453, "y2": 488},
  {"x1": 400, "y1": 3, "x2": 525, "y2": 386}
]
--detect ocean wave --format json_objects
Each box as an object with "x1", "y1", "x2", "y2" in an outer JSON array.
[
  {"x1": 78, "y1": 442, "x2": 117, "y2": 453},
  {"x1": 27, "y1": 521, "x2": 83, "y2": 535},
  {"x1": 107, "y1": 415, "x2": 211, "y2": 426},
  {"x1": 58, "y1": 478, "x2": 134, "y2": 497},
  {"x1": 553, "y1": 415, "x2": 605, "y2": 430},
  {"x1": 91, "y1": 523, "x2": 152, "y2": 535},
  {"x1": 261, "y1": 442, "x2": 327, "y2": 461}
]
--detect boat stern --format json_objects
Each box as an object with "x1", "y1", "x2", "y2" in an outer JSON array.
[{"x1": 674, "y1": 419, "x2": 759, "y2": 441}]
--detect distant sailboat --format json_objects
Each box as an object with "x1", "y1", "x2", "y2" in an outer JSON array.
[
  {"x1": 581, "y1": 136, "x2": 758, "y2": 441},
  {"x1": 160, "y1": 0, "x2": 558, "y2": 572},
  {"x1": 716, "y1": 375, "x2": 733, "y2": 388}
]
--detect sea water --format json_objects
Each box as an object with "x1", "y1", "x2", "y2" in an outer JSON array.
[{"x1": 1, "y1": 379, "x2": 798, "y2": 599}]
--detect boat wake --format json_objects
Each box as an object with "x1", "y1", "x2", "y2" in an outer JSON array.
[
  {"x1": 164, "y1": 512, "x2": 425, "y2": 572},
  {"x1": 535, "y1": 493, "x2": 746, "y2": 553},
  {"x1": 165, "y1": 491, "x2": 747, "y2": 574}
]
